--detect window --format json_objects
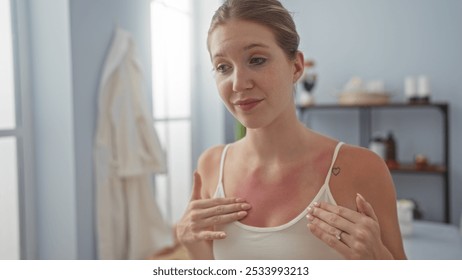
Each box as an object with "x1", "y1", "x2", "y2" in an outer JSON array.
[
  {"x1": 151, "y1": 0, "x2": 192, "y2": 224},
  {"x1": 0, "y1": 0, "x2": 20, "y2": 260}
]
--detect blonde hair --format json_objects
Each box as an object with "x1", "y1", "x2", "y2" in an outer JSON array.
[{"x1": 208, "y1": 0, "x2": 300, "y2": 60}]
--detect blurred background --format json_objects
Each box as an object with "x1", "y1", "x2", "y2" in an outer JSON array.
[{"x1": 0, "y1": 0, "x2": 461, "y2": 260}]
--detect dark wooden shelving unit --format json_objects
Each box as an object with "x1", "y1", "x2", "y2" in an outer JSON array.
[
  {"x1": 388, "y1": 163, "x2": 447, "y2": 174},
  {"x1": 297, "y1": 102, "x2": 450, "y2": 223}
]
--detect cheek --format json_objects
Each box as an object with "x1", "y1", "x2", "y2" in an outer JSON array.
[
  {"x1": 216, "y1": 80, "x2": 227, "y2": 99},
  {"x1": 266, "y1": 63, "x2": 294, "y2": 86},
  {"x1": 216, "y1": 78, "x2": 233, "y2": 105},
  {"x1": 264, "y1": 70, "x2": 293, "y2": 97}
]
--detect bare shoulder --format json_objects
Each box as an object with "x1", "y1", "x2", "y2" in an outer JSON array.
[
  {"x1": 339, "y1": 143, "x2": 391, "y2": 179},
  {"x1": 334, "y1": 144, "x2": 406, "y2": 259},
  {"x1": 197, "y1": 145, "x2": 227, "y2": 199},
  {"x1": 331, "y1": 143, "x2": 396, "y2": 208}
]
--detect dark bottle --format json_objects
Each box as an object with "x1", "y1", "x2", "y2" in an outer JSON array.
[{"x1": 385, "y1": 132, "x2": 398, "y2": 168}]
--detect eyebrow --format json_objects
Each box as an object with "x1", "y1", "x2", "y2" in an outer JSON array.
[
  {"x1": 212, "y1": 43, "x2": 270, "y2": 60},
  {"x1": 243, "y1": 43, "x2": 270, "y2": 51}
]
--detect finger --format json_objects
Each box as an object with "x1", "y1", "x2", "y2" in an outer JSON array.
[
  {"x1": 356, "y1": 193, "x2": 379, "y2": 222},
  {"x1": 198, "y1": 201, "x2": 251, "y2": 220},
  {"x1": 307, "y1": 209, "x2": 352, "y2": 247},
  {"x1": 190, "y1": 196, "x2": 246, "y2": 210},
  {"x1": 190, "y1": 171, "x2": 202, "y2": 201},
  {"x1": 188, "y1": 198, "x2": 250, "y2": 228},
  {"x1": 197, "y1": 210, "x2": 248, "y2": 228},
  {"x1": 311, "y1": 202, "x2": 360, "y2": 225},
  {"x1": 196, "y1": 230, "x2": 227, "y2": 241},
  {"x1": 307, "y1": 222, "x2": 350, "y2": 256},
  {"x1": 307, "y1": 213, "x2": 346, "y2": 240}
]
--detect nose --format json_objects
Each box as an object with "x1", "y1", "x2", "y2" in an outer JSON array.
[{"x1": 232, "y1": 66, "x2": 254, "y2": 93}]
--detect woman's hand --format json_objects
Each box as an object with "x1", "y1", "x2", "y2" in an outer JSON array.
[
  {"x1": 176, "y1": 172, "x2": 251, "y2": 258},
  {"x1": 306, "y1": 193, "x2": 393, "y2": 259}
]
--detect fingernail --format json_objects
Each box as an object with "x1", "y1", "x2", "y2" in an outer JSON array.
[
  {"x1": 241, "y1": 203, "x2": 251, "y2": 210},
  {"x1": 218, "y1": 232, "x2": 226, "y2": 238},
  {"x1": 357, "y1": 193, "x2": 365, "y2": 200},
  {"x1": 307, "y1": 206, "x2": 313, "y2": 214},
  {"x1": 313, "y1": 201, "x2": 320, "y2": 207},
  {"x1": 237, "y1": 211, "x2": 248, "y2": 217},
  {"x1": 235, "y1": 198, "x2": 245, "y2": 203},
  {"x1": 306, "y1": 214, "x2": 314, "y2": 222}
]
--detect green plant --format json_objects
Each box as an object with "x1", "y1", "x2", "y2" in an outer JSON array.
[{"x1": 235, "y1": 120, "x2": 246, "y2": 140}]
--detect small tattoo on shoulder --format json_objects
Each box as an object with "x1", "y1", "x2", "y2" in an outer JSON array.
[{"x1": 332, "y1": 167, "x2": 341, "y2": 176}]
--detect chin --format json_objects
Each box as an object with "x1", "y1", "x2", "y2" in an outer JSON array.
[
  {"x1": 239, "y1": 119, "x2": 267, "y2": 130},
  {"x1": 234, "y1": 113, "x2": 273, "y2": 130}
]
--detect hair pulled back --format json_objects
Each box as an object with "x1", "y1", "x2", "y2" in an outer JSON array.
[{"x1": 208, "y1": 0, "x2": 300, "y2": 60}]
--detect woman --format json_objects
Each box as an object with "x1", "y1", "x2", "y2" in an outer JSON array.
[{"x1": 176, "y1": 0, "x2": 406, "y2": 260}]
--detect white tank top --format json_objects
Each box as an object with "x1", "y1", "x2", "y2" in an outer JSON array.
[{"x1": 212, "y1": 142, "x2": 344, "y2": 260}]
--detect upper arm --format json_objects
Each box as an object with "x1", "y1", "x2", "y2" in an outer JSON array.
[
  {"x1": 354, "y1": 148, "x2": 407, "y2": 259},
  {"x1": 332, "y1": 145, "x2": 406, "y2": 259}
]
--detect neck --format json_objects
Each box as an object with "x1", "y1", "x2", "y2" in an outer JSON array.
[{"x1": 242, "y1": 108, "x2": 311, "y2": 163}]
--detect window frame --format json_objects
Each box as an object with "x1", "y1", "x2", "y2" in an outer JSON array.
[{"x1": 3, "y1": 0, "x2": 37, "y2": 260}]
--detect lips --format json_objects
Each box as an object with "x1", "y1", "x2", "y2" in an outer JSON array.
[{"x1": 233, "y1": 98, "x2": 263, "y2": 111}]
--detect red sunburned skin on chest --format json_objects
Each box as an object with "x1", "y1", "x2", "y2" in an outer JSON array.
[{"x1": 231, "y1": 165, "x2": 312, "y2": 227}]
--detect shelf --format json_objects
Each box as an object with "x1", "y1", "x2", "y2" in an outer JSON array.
[
  {"x1": 297, "y1": 102, "x2": 448, "y2": 111},
  {"x1": 388, "y1": 163, "x2": 447, "y2": 174},
  {"x1": 297, "y1": 101, "x2": 451, "y2": 223}
]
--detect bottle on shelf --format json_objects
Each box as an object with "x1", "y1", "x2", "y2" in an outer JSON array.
[
  {"x1": 369, "y1": 135, "x2": 386, "y2": 160},
  {"x1": 385, "y1": 132, "x2": 399, "y2": 169}
]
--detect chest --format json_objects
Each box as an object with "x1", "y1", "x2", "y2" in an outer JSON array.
[{"x1": 223, "y1": 162, "x2": 327, "y2": 227}]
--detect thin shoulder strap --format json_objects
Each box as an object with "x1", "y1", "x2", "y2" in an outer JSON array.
[
  {"x1": 218, "y1": 144, "x2": 231, "y2": 184},
  {"x1": 323, "y1": 142, "x2": 344, "y2": 186}
]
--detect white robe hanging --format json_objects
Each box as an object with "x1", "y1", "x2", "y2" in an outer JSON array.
[{"x1": 94, "y1": 28, "x2": 172, "y2": 259}]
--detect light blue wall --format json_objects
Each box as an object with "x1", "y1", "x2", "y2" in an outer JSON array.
[
  {"x1": 280, "y1": 0, "x2": 462, "y2": 223},
  {"x1": 28, "y1": 0, "x2": 152, "y2": 259},
  {"x1": 69, "y1": 0, "x2": 152, "y2": 260},
  {"x1": 69, "y1": 0, "x2": 152, "y2": 261},
  {"x1": 28, "y1": 0, "x2": 78, "y2": 259}
]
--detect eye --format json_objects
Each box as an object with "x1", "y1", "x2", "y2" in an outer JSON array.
[
  {"x1": 215, "y1": 63, "x2": 232, "y2": 74},
  {"x1": 249, "y1": 57, "x2": 267, "y2": 66}
]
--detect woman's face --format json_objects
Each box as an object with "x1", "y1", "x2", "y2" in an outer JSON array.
[{"x1": 208, "y1": 19, "x2": 303, "y2": 129}]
